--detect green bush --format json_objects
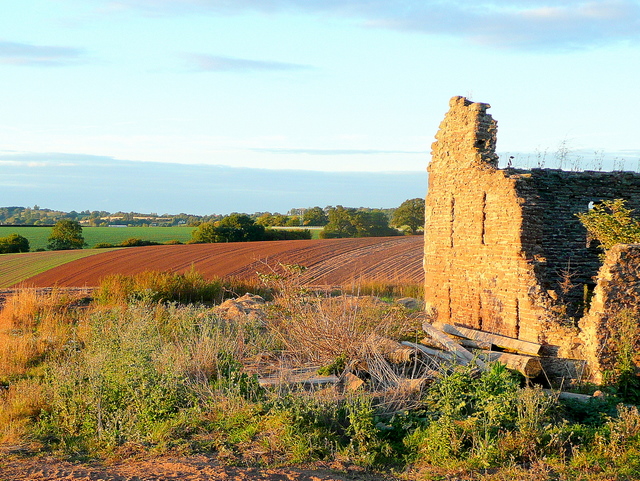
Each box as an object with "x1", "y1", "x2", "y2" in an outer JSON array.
[
  {"x1": 34, "y1": 302, "x2": 267, "y2": 454},
  {"x1": 119, "y1": 238, "x2": 161, "y2": 247},
  {"x1": 263, "y1": 229, "x2": 312, "y2": 241},
  {"x1": 0, "y1": 233, "x2": 30, "y2": 254},
  {"x1": 577, "y1": 199, "x2": 640, "y2": 253},
  {"x1": 93, "y1": 242, "x2": 115, "y2": 249}
]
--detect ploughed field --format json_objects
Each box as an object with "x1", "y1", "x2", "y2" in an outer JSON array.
[{"x1": 8, "y1": 236, "x2": 423, "y2": 288}]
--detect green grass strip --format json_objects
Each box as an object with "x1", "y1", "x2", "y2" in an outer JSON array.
[
  {"x1": 0, "y1": 226, "x2": 195, "y2": 251},
  {"x1": 0, "y1": 249, "x2": 117, "y2": 288}
]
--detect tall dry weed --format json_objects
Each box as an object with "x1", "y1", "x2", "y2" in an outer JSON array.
[
  {"x1": 341, "y1": 280, "x2": 424, "y2": 300},
  {"x1": 0, "y1": 289, "x2": 87, "y2": 381},
  {"x1": 95, "y1": 270, "x2": 269, "y2": 306},
  {"x1": 268, "y1": 293, "x2": 417, "y2": 367},
  {"x1": 0, "y1": 378, "x2": 46, "y2": 448}
]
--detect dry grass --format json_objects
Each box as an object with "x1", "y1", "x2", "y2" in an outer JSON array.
[
  {"x1": 95, "y1": 270, "x2": 270, "y2": 305},
  {"x1": 0, "y1": 289, "x2": 87, "y2": 447},
  {"x1": 0, "y1": 289, "x2": 88, "y2": 382},
  {"x1": 268, "y1": 293, "x2": 419, "y2": 367},
  {"x1": 340, "y1": 280, "x2": 423, "y2": 300},
  {"x1": 0, "y1": 378, "x2": 46, "y2": 448}
]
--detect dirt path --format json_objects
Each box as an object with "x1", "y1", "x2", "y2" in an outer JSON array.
[{"x1": 0, "y1": 456, "x2": 402, "y2": 481}]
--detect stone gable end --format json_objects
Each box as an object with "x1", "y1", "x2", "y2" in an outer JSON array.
[{"x1": 424, "y1": 96, "x2": 640, "y2": 382}]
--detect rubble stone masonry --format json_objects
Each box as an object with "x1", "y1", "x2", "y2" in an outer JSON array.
[{"x1": 424, "y1": 96, "x2": 640, "y2": 380}]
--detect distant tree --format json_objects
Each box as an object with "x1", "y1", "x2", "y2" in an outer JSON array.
[
  {"x1": 218, "y1": 214, "x2": 265, "y2": 241},
  {"x1": 0, "y1": 233, "x2": 30, "y2": 254},
  {"x1": 285, "y1": 216, "x2": 301, "y2": 227},
  {"x1": 320, "y1": 206, "x2": 358, "y2": 238},
  {"x1": 391, "y1": 198, "x2": 425, "y2": 235},
  {"x1": 352, "y1": 210, "x2": 398, "y2": 237},
  {"x1": 302, "y1": 207, "x2": 328, "y2": 226},
  {"x1": 320, "y1": 206, "x2": 398, "y2": 238},
  {"x1": 255, "y1": 213, "x2": 276, "y2": 227},
  {"x1": 191, "y1": 214, "x2": 265, "y2": 243},
  {"x1": 191, "y1": 222, "x2": 219, "y2": 243},
  {"x1": 47, "y1": 219, "x2": 85, "y2": 250}
]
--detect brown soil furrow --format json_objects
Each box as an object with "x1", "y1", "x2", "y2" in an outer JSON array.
[
  {"x1": 16, "y1": 237, "x2": 424, "y2": 288},
  {"x1": 222, "y1": 237, "x2": 393, "y2": 278},
  {"x1": 297, "y1": 237, "x2": 422, "y2": 284}
]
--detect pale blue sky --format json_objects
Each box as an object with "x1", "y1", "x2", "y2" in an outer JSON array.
[{"x1": 1, "y1": 1, "x2": 639, "y2": 213}]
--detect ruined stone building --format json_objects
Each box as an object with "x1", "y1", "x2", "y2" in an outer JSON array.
[{"x1": 424, "y1": 96, "x2": 640, "y2": 381}]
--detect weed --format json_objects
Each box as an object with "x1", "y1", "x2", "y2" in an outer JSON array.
[{"x1": 95, "y1": 270, "x2": 269, "y2": 305}]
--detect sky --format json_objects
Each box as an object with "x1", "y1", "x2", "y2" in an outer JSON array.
[{"x1": 1, "y1": 0, "x2": 639, "y2": 214}]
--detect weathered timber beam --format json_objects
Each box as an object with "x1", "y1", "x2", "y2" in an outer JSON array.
[
  {"x1": 258, "y1": 375, "x2": 339, "y2": 387},
  {"x1": 369, "y1": 335, "x2": 417, "y2": 363},
  {"x1": 543, "y1": 389, "x2": 594, "y2": 402},
  {"x1": 401, "y1": 341, "x2": 454, "y2": 362},
  {"x1": 423, "y1": 335, "x2": 492, "y2": 351},
  {"x1": 474, "y1": 350, "x2": 542, "y2": 378},
  {"x1": 435, "y1": 323, "x2": 542, "y2": 356},
  {"x1": 421, "y1": 322, "x2": 487, "y2": 370},
  {"x1": 457, "y1": 338, "x2": 493, "y2": 350}
]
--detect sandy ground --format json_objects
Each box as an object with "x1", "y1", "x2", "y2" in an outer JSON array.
[{"x1": 0, "y1": 456, "x2": 404, "y2": 481}]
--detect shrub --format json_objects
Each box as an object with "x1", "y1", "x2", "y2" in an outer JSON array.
[
  {"x1": 95, "y1": 270, "x2": 269, "y2": 305},
  {"x1": 263, "y1": 229, "x2": 312, "y2": 241},
  {"x1": 406, "y1": 363, "x2": 527, "y2": 467},
  {"x1": 34, "y1": 302, "x2": 267, "y2": 453},
  {"x1": 0, "y1": 233, "x2": 30, "y2": 254},
  {"x1": 119, "y1": 238, "x2": 161, "y2": 247},
  {"x1": 577, "y1": 199, "x2": 640, "y2": 253}
]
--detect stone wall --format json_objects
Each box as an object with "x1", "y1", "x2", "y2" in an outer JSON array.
[
  {"x1": 579, "y1": 244, "x2": 640, "y2": 382},
  {"x1": 424, "y1": 96, "x2": 640, "y2": 380}
]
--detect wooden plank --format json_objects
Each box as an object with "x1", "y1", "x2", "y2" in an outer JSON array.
[
  {"x1": 475, "y1": 351, "x2": 542, "y2": 378},
  {"x1": 369, "y1": 335, "x2": 416, "y2": 363},
  {"x1": 457, "y1": 338, "x2": 493, "y2": 350},
  {"x1": 422, "y1": 322, "x2": 487, "y2": 370},
  {"x1": 401, "y1": 341, "x2": 454, "y2": 362},
  {"x1": 258, "y1": 375, "x2": 339, "y2": 387},
  {"x1": 436, "y1": 323, "x2": 542, "y2": 356},
  {"x1": 543, "y1": 389, "x2": 594, "y2": 402}
]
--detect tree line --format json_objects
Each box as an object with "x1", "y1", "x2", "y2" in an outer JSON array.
[
  {"x1": 0, "y1": 200, "x2": 424, "y2": 231},
  {"x1": 0, "y1": 199, "x2": 426, "y2": 253}
]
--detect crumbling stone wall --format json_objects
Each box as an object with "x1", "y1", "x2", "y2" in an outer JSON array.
[
  {"x1": 579, "y1": 244, "x2": 640, "y2": 383},
  {"x1": 424, "y1": 96, "x2": 640, "y2": 379}
]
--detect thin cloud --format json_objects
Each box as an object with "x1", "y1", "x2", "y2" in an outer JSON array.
[
  {"x1": 96, "y1": 0, "x2": 640, "y2": 51},
  {"x1": 252, "y1": 148, "x2": 424, "y2": 155},
  {"x1": 0, "y1": 41, "x2": 86, "y2": 67},
  {"x1": 185, "y1": 54, "x2": 312, "y2": 72}
]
